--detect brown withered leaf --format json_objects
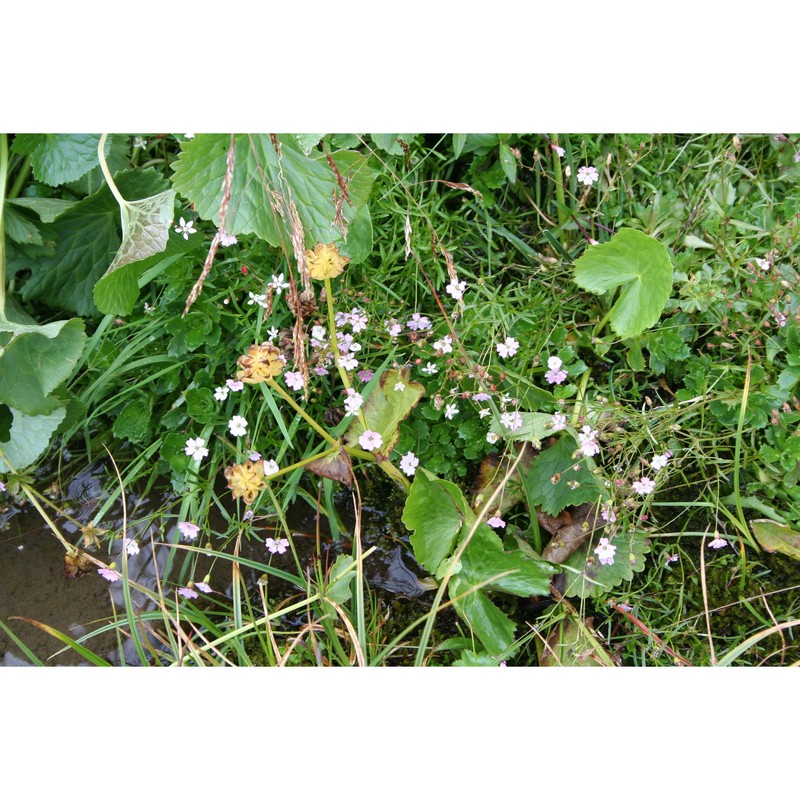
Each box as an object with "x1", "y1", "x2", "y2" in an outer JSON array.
[
  {"x1": 306, "y1": 444, "x2": 353, "y2": 488},
  {"x1": 540, "y1": 503, "x2": 605, "y2": 564},
  {"x1": 471, "y1": 447, "x2": 533, "y2": 515},
  {"x1": 539, "y1": 614, "x2": 617, "y2": 667}
]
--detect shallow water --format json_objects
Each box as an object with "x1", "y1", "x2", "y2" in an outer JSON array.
[{"x1": 0, "y1": 468, "x2": 431, "y2": 666}]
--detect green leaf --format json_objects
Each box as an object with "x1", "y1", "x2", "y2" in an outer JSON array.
[
  {"x1": 498, "y1": 143, "x2": 517, "y2": 184},
  {"x1": 171, "y1": 135, "x2": 373, "y2": 263},
  {"x1": 750, "y1": 519, "x2": 800, "y2": 560},
  {"x1": 453, "y1": 134, "x2": 467, "y2": 159},
  {"x1": 20, "y1": 169, "x2": 169, "y2": 316},
  {"x1": 460, "y1": 525, "x2": 557, "y2": 597},
  {"x1": 111, "y1": 396, "x2": 152, "y2": 443},
  {"x1": 7, "y1": 197, "x2": 75, "y2": 223},
  {"x1": 370, "y1": 134, "x2": 410, "y2": 156},
  {"x1": 572, "y1": 228, "x2": 673, "y2": 338},
  {"x1": 0, "y1": 405, "x2": 67, "y2": 472},
  {"x1": 3, "y1": 203, "x2": 43, "y2": 245},
  {"x1": 0, "y1": 319, "x2": 86, "y2": 416},
  {"x1": 184, "y1": 387, "x2": 217, "y2": 423},
  {"x1": 324, "y1": 554, "x2": 356, "y2": 603},
  {"x1": 561, "y1": 532, "x2": 651, "y2": 599},
  {"x1": 450, "y1": 575, "x2": 516, "y2": 656},
  {"x1": 92, "y1": 187, "x2": 176, "y2": 315},
  {"x1": 344, "y1": 369, "x2": 425, "y2": 455},
  {"x1": 489, "y1": 411, "x2": 556, "y2": 447},
  {"x1": 21, "y1": 134, "x2": 111, "y2": 187},
  {"x1": 402, "y1": 469, "x2": 464, "y2": 575},
  {"x1": 522, "y1": 435, "x2": 603, "y2": 517}
]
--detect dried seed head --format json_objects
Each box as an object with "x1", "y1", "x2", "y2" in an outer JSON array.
[
  {"x1": 305, "y1": 242, "x2": 350, "y2": 280},
  {"x1": 236, "y1": 343, "x2": 285, "y2": 383}
]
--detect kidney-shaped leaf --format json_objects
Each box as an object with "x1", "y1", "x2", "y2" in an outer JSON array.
[
  {"x1": 751, "y1": 519, "x2": 800, "y2": 560},
  {"x1": 573, "y1": 228, "x2": 673, "y2": 338}
]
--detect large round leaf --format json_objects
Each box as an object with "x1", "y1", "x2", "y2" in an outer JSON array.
[{"x1": 572, "y1": 228, "x2": 673, "y2": 338}]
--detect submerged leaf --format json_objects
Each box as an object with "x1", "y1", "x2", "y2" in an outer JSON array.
[{"x1": 306, "y1": 445, "x2": 354, "y2": 488}]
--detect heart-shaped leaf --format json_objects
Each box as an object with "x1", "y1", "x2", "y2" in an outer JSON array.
[{"x1": 573, "y1": 228, "x2": 673, "y2": 338}]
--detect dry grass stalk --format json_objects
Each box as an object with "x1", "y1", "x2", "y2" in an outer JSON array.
[{"x1": 183, "y1": 135, "x2": 236, "y2": 317}]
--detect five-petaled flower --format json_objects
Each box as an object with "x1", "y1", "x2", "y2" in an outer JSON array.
[
  {"x1": 496, "y1": 337, "x2": 520, "y2": 359},
  {"x1": 577, "y1": 425, "x2": 600, "y2": 457},
  {"x1": 226, "y1": 379, "x2": 244, "y2": 392},
  {"x1": 214, "y1": 386, "x2": 229, "y2": 401},
  {"x1": 262, "y1": 459, "x2": 280, "y2": 476},
  {"x1": 285, "y1": 371, "x2": 305, "y2": 391},
  {"x1": 124, "y1": 538, "x2": 140, "y2": 556},
  {"x1": 178, "y1": 586, "x2": 199, "y2": 600},
  {"x1": 266, "y1": 537, "x2": 290, "y2": 555},
  {"x1": 305, "y1": 242, "x2": 350, "y2": 280},
  {"x1": 444, "y1": 403, "x2": 459, "y2": 420},
  {"x1": 269, "y1": 273, "x2": 291, "y2": 294},
  {"x1": 178, "y1": 521, "x2": 200, "y2": 541},
  {"x1": 407, "y1": 313, "x2": 432, "y2": 331},
  {"x1": 184, "y1": 437, "x2": 209, "y2": 463},
  {"x1": 359, "y1": 430, "x2": 383, "y2": 452},
  {"x1": 545, "y1": 356, "x2": 568, "y2": 385},
  {"x1": 500, "y1": 410, "x2": 522, "y2": 431},
  {"x1": 632, "y1": 476, "x2": 656, "y2": 495},
  {"x1": 344, "y1": 388, "x2": 364, "y2": 417},
  {"x1": 219, "y1": 229, "x2": 237, "y2": 247},
  {"x1": 594, "y1": 537, "x2": 616, "y2": 565},
  {"x1": 487, "y1": 516, "x2": 506, "y2": 529},
  {"x1": 551, "y1": 144, "x2": 565, "y2": 158},
  {"x1": 551, "y1": 413, "x2": 568, "y2": 431},
  {"x1": 650, "y1": 452, "x2": 672, "y2": 471},
  {"x1": 228, "y1": 415, "x2": 248, "y2": 437},
  {"x1": 577, "y1": 166, "x2": 600, "y2": 187},
  {"x1": 446, "y1": 279, "x2": 467, "y2": 301},
  {"x1": 421, "y1": 362, "x2": 438, "y2": 375},
  {"x1": 224, "y1": 460, "x2": 267, "y2": 505},
  {"x1": 399, "y1": 451, "x2": 419, "y2": 476},
  {"x1": 174, "y1": 217, "x2": 196, "y2": 239}
]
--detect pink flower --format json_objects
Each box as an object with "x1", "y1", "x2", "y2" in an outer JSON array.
[
  {"x1": 551, "y1": 144, "x2": 565, "y2": 158},
  {"x1": 178, "y1": 586, "x2": 199, "y2": 599},
  {"x1": 500, "y1": 411, "x2": 522, "y2": 431},
  {"x1": 545, "y1": 356, "x2": 568, "y2": 385},
  {"x1": 195, "y1": 582, "x2": 213, "y2": 594},
  {"x1": 399, "y1": 451, "x2": 419, "y2": 476},
  {"x1": 551, "y1": 413, "x2": 568, "y2": 431},
  {"x1": 577, "y1": 425, "x2": 600, "y2": 457},
  {"x1": 632, "y1": 476, "x2": 656, "y2": 495},
  {"x1": 178, "y1": 521, "x2": 200, "y2": 541},
  {"x1": 594, "y1": 537, "x2": 616, "y2": 565},
  {"x1": 600, "y1": 504, "x2": 617, "y2": 524},
  {"x1": 285, "y1": 371, "x2": 305, "y2": 391},
  {"x1": 98, "y1": 566, "x2": 121, "y2": 582},
  {"x1": 707, "y1": 537, "x2": 728, "y2": 550},
  {"x1": 226, "y1": 379, "x2": 244, "y2": 392},
  {"x1": 358, "y1": 430, "x2": 383, "y2": 451},
  {"x1": 358, "y1": 369, "x2": 374, "y2": 383},
  {"x1": 577, "y1": 165, "x2": 600, "y2": 186},
  {"x1": 266, "y1": 537, "x2": 289, "y2": 554},
  {"x1": 407, "y1": 313, "x2": 431, "y2": 331},
  {"x1": 487, "y1": 516, "x2": 506, "y2": 529}
]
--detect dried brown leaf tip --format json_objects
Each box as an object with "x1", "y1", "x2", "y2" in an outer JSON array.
[
  {"x1": 236, "y1": 343, "x2": 285, "y2": 384},
  {"x1": 305, "y1": 242, "x2": 349, "y2": 281},
  {"x1": 224, "y1": 460, "x2": 266, "y2": 505}
]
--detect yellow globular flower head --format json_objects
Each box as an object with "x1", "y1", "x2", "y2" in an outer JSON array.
[
  {"x1": 305, "y1": 242, "x2": 350, "y2": 280},
  {"x1": 224, "y1": 460, "x2": 266, "y2": 505},
  {"x1": 236, "y1": 343, "x2": 285, "y2": 384}
]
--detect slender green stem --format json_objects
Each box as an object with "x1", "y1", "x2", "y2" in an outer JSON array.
[
  {"x1": 0, "y1": 133, "x2": 8, "y2": 320},
  {"x1": 570, "y1": 369, "x2": 592, "y2": 428},
  {"x1": 8, "y1": 154, "x2": 31, "y2": 200},
  {"x1": 551, "y1": 135, "x2": 568, "y2": 241},
  {"x1": 267, "y1": 377, "x2": 338, "y2": 448}
]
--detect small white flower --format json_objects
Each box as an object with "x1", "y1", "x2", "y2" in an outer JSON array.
[
  {"x1": 755, "y1": 257, "x2": 771, "y2": 272},
  {"x1": 265, "y1": 537, "x2": 289, "y2": 554},
  {"x1": 500, "y1": 411, "x2": 522, "y2": 431},
  {"x1": 407, "y1": 313, "x2": 431, "y2": 331},
  {"x1": 124, "y1": 538, "x2": 139, "y2": 556},
  {"x1": 133, "y1": 136, "x2": 147, "y2": 149},
  {"x1": 486, "y1": 431, "x2": 500, "y2": 444},
  {"x1": 479, "y1": 408, "x2": 491, "y2": 419},
  {"x1": 228, "y1": 415, "x2": 248, "y2": 437},
  {"x1": 174, "y1": 217, "x2": 197, "y2": 239},
  {"x1": 594, "y1": 537, "x2": 616, "y2": 565},
  {"x1": 339, "y1": 354, "x2": 359, "y2": 370},
  {"x1": 444, "y1": 403, "x2": 459, "y2": 420},
  {"x1": 184, "y1": 437, "x2": 209, "y2": 462},
  {"x1": 650, "y1": 452, "x2": 672, "y2": 471},
  {"x1": 214, "y1": 386, "x2": 229, "y2": 402},
  {"x1": 434, "y1": 336, "x2": 453, "y2": 354},
  {"x1": 247, "y1": 292, "x2": 268, "y2": 308},
  {"x1": 487, "y1": 516, "x2": 506, "y2": 529},
  {"x1": 219, "y1": 229, "x2": 237, "y2": 246},
  {"x1": 551, "y1": 144, "x2": 565, "y2": 158},
  {"x1": 496, "y1": 337, "x2": 520, "y2": 359},
  {"x1": 399, "y1": 451, "x2": 419, "y2": 477},
  {"x1": 247, "y1": 450, "x2": 262, "y2": 461},
  {"x1": 359, "y1": 430, "x2": 383, "y2": 451},
  {"x1": 311, "y1": 325, "x2": 327, "y2": 341},
  {"x1": 421, "y1": 362, "x2": 438, "y2": 375},
  {"x1": 266, "y1": 326, "x2": 280, "y2": 342},
  {"x1": 263, "y1": 459, "x2": 280, "y2": 476},
  {"x1": 269, "y1": 273, "x2": 291, "y2": 295},
  {"x1": 386, "y1": 321, "x2": 403, "y2": 338},
  {"x1": 577, "y1": 165, "x2": 600, "y2": 187},
  {"x1": 446, "y1": 279, "x2": 467, "y2": 301},
  {"x1": 708, "y1": 536, "x2": 728, "y2": 550},
  {"x1": 226, "y1": 379, "x2": 244, "y2": 392},
  {"x1": 394, "y1": 381, "x2": 406, "y2": 392}
]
